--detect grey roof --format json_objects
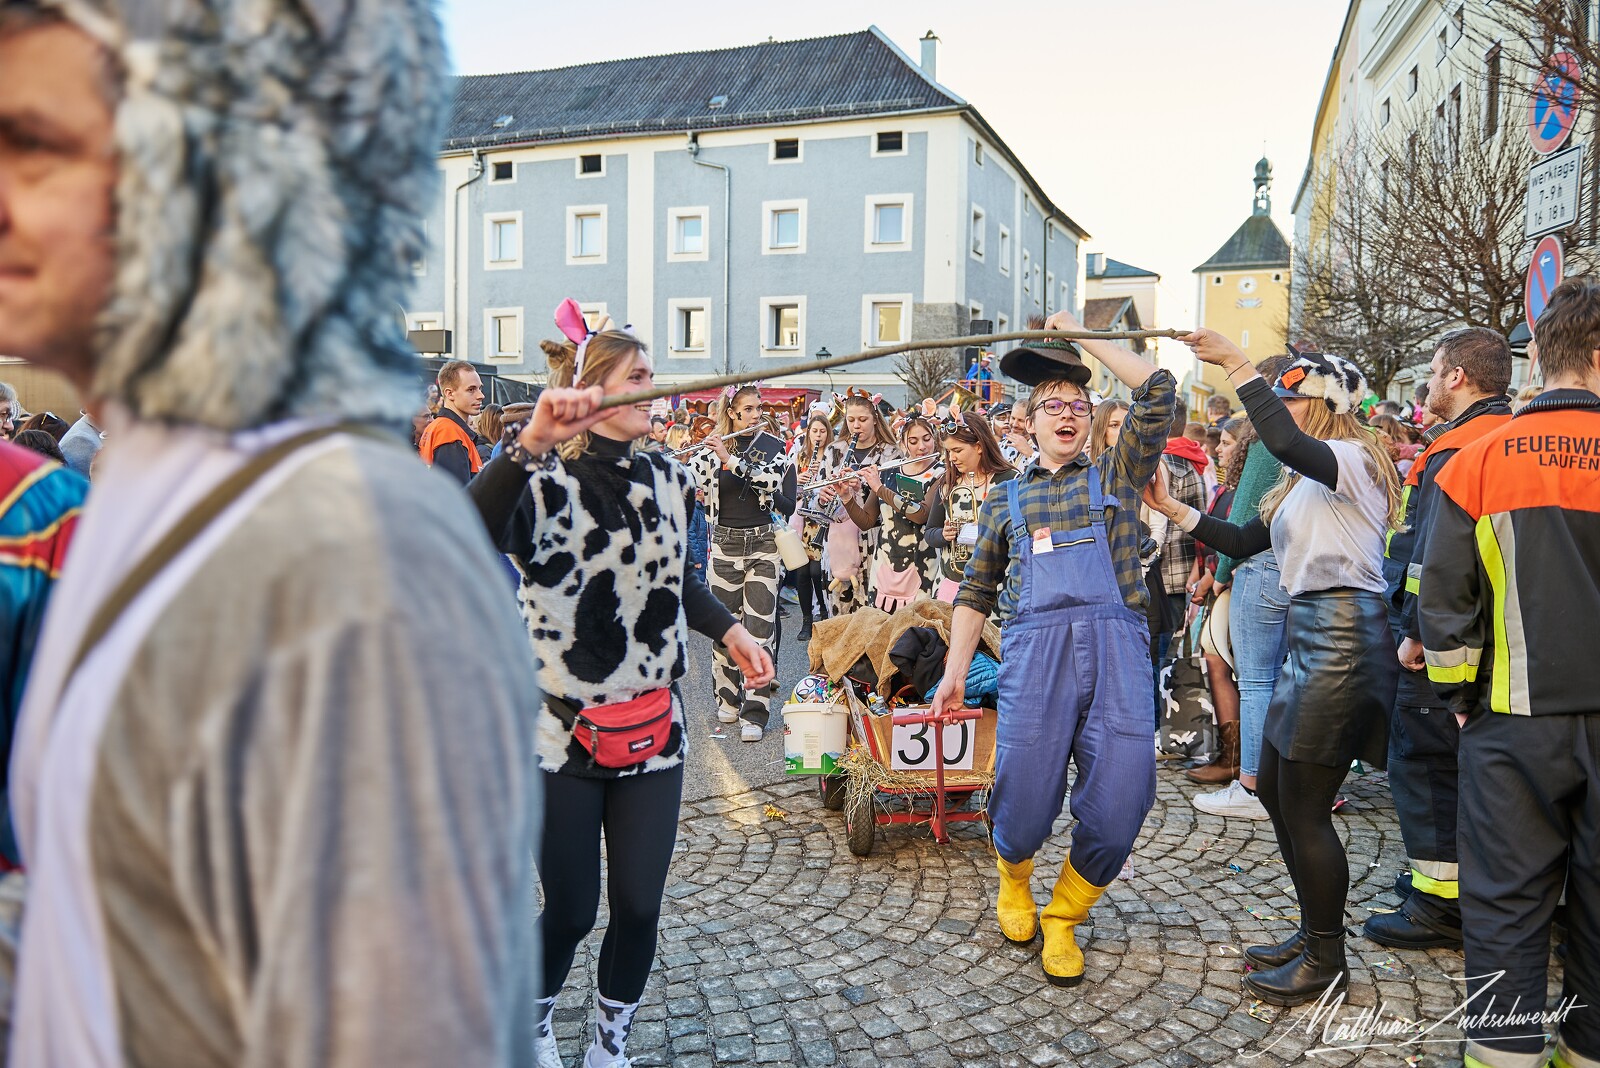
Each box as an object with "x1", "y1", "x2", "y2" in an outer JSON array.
[
  {"x1": 441, "y1": 27, "x2": 1088, "y2": 238},
  {"x1": 444, "y1": 28, "x2": 962, "y2": 149},
  {"x1": 1194, "y1": 215, "x2": 1292, "y2": 272},
  {"x1": 1089, "y1": 257, "x2": 1159, "y2": 280}
]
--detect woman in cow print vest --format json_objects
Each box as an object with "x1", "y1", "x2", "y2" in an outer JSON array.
[
  {"x1": 812, "y1": 393, "x2": 903, "y2": 614},
  {"x1": 685, "y1": 386, "x2": 789, "y2": 741},
  {"x1": 839, "y1": 414, "x2": 943, "y2": 612},
  {"x1": 469, "y1": 328, "x2": 774, "y2": 1068}
]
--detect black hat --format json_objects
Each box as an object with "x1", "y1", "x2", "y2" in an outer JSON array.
[{"x1": 998, "y1": 339, "x2": 1092, "y2": 387}]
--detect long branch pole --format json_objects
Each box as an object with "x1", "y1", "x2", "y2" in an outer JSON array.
[{"x1": 600, "y1": 328, "x2": 1190, "y2": 409}]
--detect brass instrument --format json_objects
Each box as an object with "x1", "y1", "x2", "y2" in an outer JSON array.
[{"x1": 666, "y1": 419, "x2": 762, "y2": 458}]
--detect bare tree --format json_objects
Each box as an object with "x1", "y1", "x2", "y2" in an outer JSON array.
[
  {"x1": 1293, "y1": 130, "x2": 1445, "y2": 395},
  {"x1": 1293, "y1": 95, "x2": 1530, "y2": 393},
  {"x1": 895, "y1": 347, "x2": 959, "y2": 406}
]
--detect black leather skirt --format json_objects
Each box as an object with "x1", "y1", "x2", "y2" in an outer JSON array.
[{"x1": 1265, "y1": 588, "x2": 1397, "y2": 769}]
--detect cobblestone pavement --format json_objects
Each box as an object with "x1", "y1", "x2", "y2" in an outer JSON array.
[{"x1": 544, "y1": 624, "x2": 1568, "y2": 1067}]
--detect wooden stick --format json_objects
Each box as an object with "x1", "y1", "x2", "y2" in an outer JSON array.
[{"x1": 599, "y1": 328, "x2": 1190, "y2": 409}]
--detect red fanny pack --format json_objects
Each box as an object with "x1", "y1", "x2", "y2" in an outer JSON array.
[{"x1": 573, "y1": 689, "x2": 674, "y2": 768}]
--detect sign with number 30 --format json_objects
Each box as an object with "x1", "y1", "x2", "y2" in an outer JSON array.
[{"x1": 890, "y1": 721, "x2": 975, "y2": 771}]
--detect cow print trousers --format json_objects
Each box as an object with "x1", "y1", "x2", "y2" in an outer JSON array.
[{"x1": 709, "y1": 526, "x2": 782, "y2": 728}]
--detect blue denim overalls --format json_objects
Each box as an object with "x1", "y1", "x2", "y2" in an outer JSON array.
[{"x1": 989, "y1": 467, "x2": 1157, "y2": 887}]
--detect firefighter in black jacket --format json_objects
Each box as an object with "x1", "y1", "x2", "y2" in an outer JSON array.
[
  {"x1": 1366, "y1": 328, "x2": 1512, "y2": 951},
  {"x1": 1420, "y1": 278, "x2": 1600, "y2": 1068}
]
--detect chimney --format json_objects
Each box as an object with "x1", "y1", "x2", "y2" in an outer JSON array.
[
  {"x1": 1088, "y1": 252, "x2": 1106, "y2": 276},
  {"x1": 920, "y1": 30, "x2": 939, "y2": 80}
]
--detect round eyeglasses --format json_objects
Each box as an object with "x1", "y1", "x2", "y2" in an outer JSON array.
[{"x1": 1030, "y1": 398, "x2": 1092, "y2": 418}]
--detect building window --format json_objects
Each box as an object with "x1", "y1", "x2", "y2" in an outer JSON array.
[
  {"x1": 484, "y1": 307, "x2": 522, "y2": 362},
  {"x1": 864, "y1": 295, "x2": 911, "y2": 347},
  {"x1": 1032, "y1": 266, "x2": 1042, "y2": 305},
  {"x1": 1381, "y1": 98, "x2": 1391, "y2": 126},
  {"x1": 577, "y1": 154, "x2": 603, "y2": 177},
  {"x1": 973, "y1": 140, "x2": 984, "y2": 166},
  {"x1": 969, "y1": 301, "x2": 983, "y2": 327},
  {"x1": 995, "y1": 312, "x2": 1009, "y2": 351},
  {"x1": 864, "y1": 195, "x2": 913, "y2": 251},
  {"x1": 1241, "y1": 329, "x2": 1250, "y2": 349},
  {"x1": 970, "y1": 205, "x2": 986, "y2": 260},
  {"x1": 667, "y1": 207, "x2": 709, "y2": 262},
  {"x1": 1047, "y1": 223, "x2": 1055, "y2": 243},
  {"x1": 762, "y1": 200, "x2": 806, "y2": 254},
  {"x1": 1437, "y1": 27, "x2": 1449, "y2": 64},
  {"x1": 489, "y1": 159, "x2": 515, "y2": 183},
  {"x1": 1448, "y1": 83, "x2": 1462, "y2": 161},
  {"x1": 1046, "y1": 271, "x2": 1056, "y2": 312},
  {"x1": 566, "y1": 206, "x2": 607, "y2": 264},
  {"x1": 667, "y1": 299, "x2": 710, "y2": 354},
  {"x1": 997, "y1": 226, "x2": 1011, "y2": 274},
  {"x1": 772, "y1": 138, "x2": 801, "y2": 162},
  {"x1": 484, "y1": 212, "x2": 522, "y2": 270},
  {"x1": 1407, "y1": 65, "x2": 1419, "y2": 98},
  {"x1": 1023, "y1": 196, "x2": 1032, "y2": 217},
  {"x1": 1452, "y1": 5, "x2": 1465, "y2": 42},
  {"x1": 1061, "y1": 282, "x2": 1071, "y2": 311},
  {"x1": 1213, "y1": 275, "x2": 1223, "y2": 285},
  {"x1": 1272, "y1": 272, "x2": 1284, "y2": 283},
  {"x1": 1485, "y1": 44, "x2": 1502, "y2": 136},
  {"x1": 760, "y1": 297, "x2": 805, "y2": 353},
  {"x1": 1022, "y1": 250, "x2": 1032, "y2": 294},
  {"x1": 579, "y1": 303, "x2": 608, "y2": 331},
  {"x1": 875, "y1": 130, "x2": 904, "y2": 155}
]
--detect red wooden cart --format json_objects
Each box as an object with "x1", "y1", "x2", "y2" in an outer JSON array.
[{"x1": 817, "y1": 684, "x2": 997, "y2": 857}]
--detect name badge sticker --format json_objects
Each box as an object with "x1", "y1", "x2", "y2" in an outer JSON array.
[{"x1": 1032, "y1": 525, "x2": 1054, "y2": 555}]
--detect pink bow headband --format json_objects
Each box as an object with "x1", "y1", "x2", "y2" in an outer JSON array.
[{"x1": 554, "y1": 298, "x2": 634, "y2": 385}]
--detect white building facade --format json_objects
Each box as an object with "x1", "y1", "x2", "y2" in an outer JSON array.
[{"x1": 408, "y1": 28, "x2": 1088, "y2": 404}]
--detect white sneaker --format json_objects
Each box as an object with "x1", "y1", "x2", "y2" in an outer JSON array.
[
  {"x1": 740, "y1": 720, "x2": 764, "y2": 742},
  {"x1": 716, "y1": 709, "x2": 738, "y2": 724},
  {"x1": 1193, "y1": 780, "x2": 1270, "y2": 821},
  {"x1": 534, "y1": 1032, "x2": 563, "y2": 1068}
]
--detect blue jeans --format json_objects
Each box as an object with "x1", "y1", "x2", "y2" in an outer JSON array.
[{"x1": 1228, "y1": 553, "x2": 1289, "y2": 778}]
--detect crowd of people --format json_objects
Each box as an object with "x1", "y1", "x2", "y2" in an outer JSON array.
[{"x1": 1, "y1": 1, "x2": 1596, "y2": 1064}]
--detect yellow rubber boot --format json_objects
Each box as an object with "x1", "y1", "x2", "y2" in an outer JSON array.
[
  {"x1": 995, "y1": 856, "x2": 1039, "y2": 945},
  {"x1": 1039, "y1": 856, "x2": 1109, "y2": 987}
]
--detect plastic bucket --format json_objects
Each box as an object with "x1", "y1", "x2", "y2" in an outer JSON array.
[{"x1": 782, "y1": 703, "x2": 848, "y2": 775}]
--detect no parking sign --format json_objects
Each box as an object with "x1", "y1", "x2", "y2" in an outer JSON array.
[
  {"x1": 1526, "y1": 234, "x2": 1564, "y2": 337},
  {"x1": 1529, "y1": 52, "x2": 1582, "y2": 154}
]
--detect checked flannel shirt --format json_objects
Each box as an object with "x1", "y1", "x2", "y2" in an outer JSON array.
[{"x1": 955, "y1": 370, "x2": 1177, "y2": 623}]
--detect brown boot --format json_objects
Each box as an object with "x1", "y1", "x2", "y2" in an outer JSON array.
[{"x1": 1186, "y1": 721, "x2": 1240, "y2": 784}]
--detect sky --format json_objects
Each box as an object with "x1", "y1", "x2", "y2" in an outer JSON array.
[{"x1": 439, "y1": 0, "x2": 1350, "y2": 332}]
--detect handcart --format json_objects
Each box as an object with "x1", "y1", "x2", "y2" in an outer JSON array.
[{"x1": 820, "y1": 682, "x2": 997, "y2": 857}]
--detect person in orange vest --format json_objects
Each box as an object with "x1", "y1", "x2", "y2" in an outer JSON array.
[
  {"x1": 1420, "y1": 279, "x2": 1600, "y2": 1068},
  {"x1": 418, "y1": 360, "x2": 487, "y2": 485},
  {"x1": 1366, "y1": 328, "x2": 1512, "y2": 954}
]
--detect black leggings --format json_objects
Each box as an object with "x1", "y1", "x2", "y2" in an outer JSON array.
[
  {"x1": 1257, "y1": 738, "x2": 1349, "y2": 935},
  {"x1": 794, "y1": 560, "x2": 828, "y2": 623},
  {"x1": 538, "y1": 764, "x2": 683, "y2": 1003}
]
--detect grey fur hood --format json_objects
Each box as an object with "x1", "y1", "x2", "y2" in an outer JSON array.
[{"x1": 46, "y1": 0, "x2": 445, "y2": 431}]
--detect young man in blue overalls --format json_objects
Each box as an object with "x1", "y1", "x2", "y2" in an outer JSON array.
[{"x1": 933, "y1": 310, "x2": 1176, "y2": 986}]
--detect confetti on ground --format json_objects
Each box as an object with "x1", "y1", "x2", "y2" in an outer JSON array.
[
  {"x1": 1248, "y1": 1001, "x2": 1274, "y2": 1022},
  {"x1": 1217, "y1": 944, "x2": 1239, "y2": 955},
  {"x1": 1371, "y1": 957, "x2": 1404, "y2": 973},
  {"x1": 709, "y1": 727, "x2": 728, "y2": 739},
  {"x1": 763, "y1": 805, "x2": 789, "y2": 821},
  {"x1": 1368, "y1": 906, "x2": 1398, "y2": 915},
  {"x1": 1405, "y1": 1056, "x2": 1421, "y2": 1066},
  {"x1": 1118, "y1": 859, "x2": 1136, "y2": 880},
  {"x1": 1227, "y1": 862, "x2": 1246, "y2": 873},
  {"x1": 1197, "y1": 838, "x2": 1215, "y2": 854}
]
